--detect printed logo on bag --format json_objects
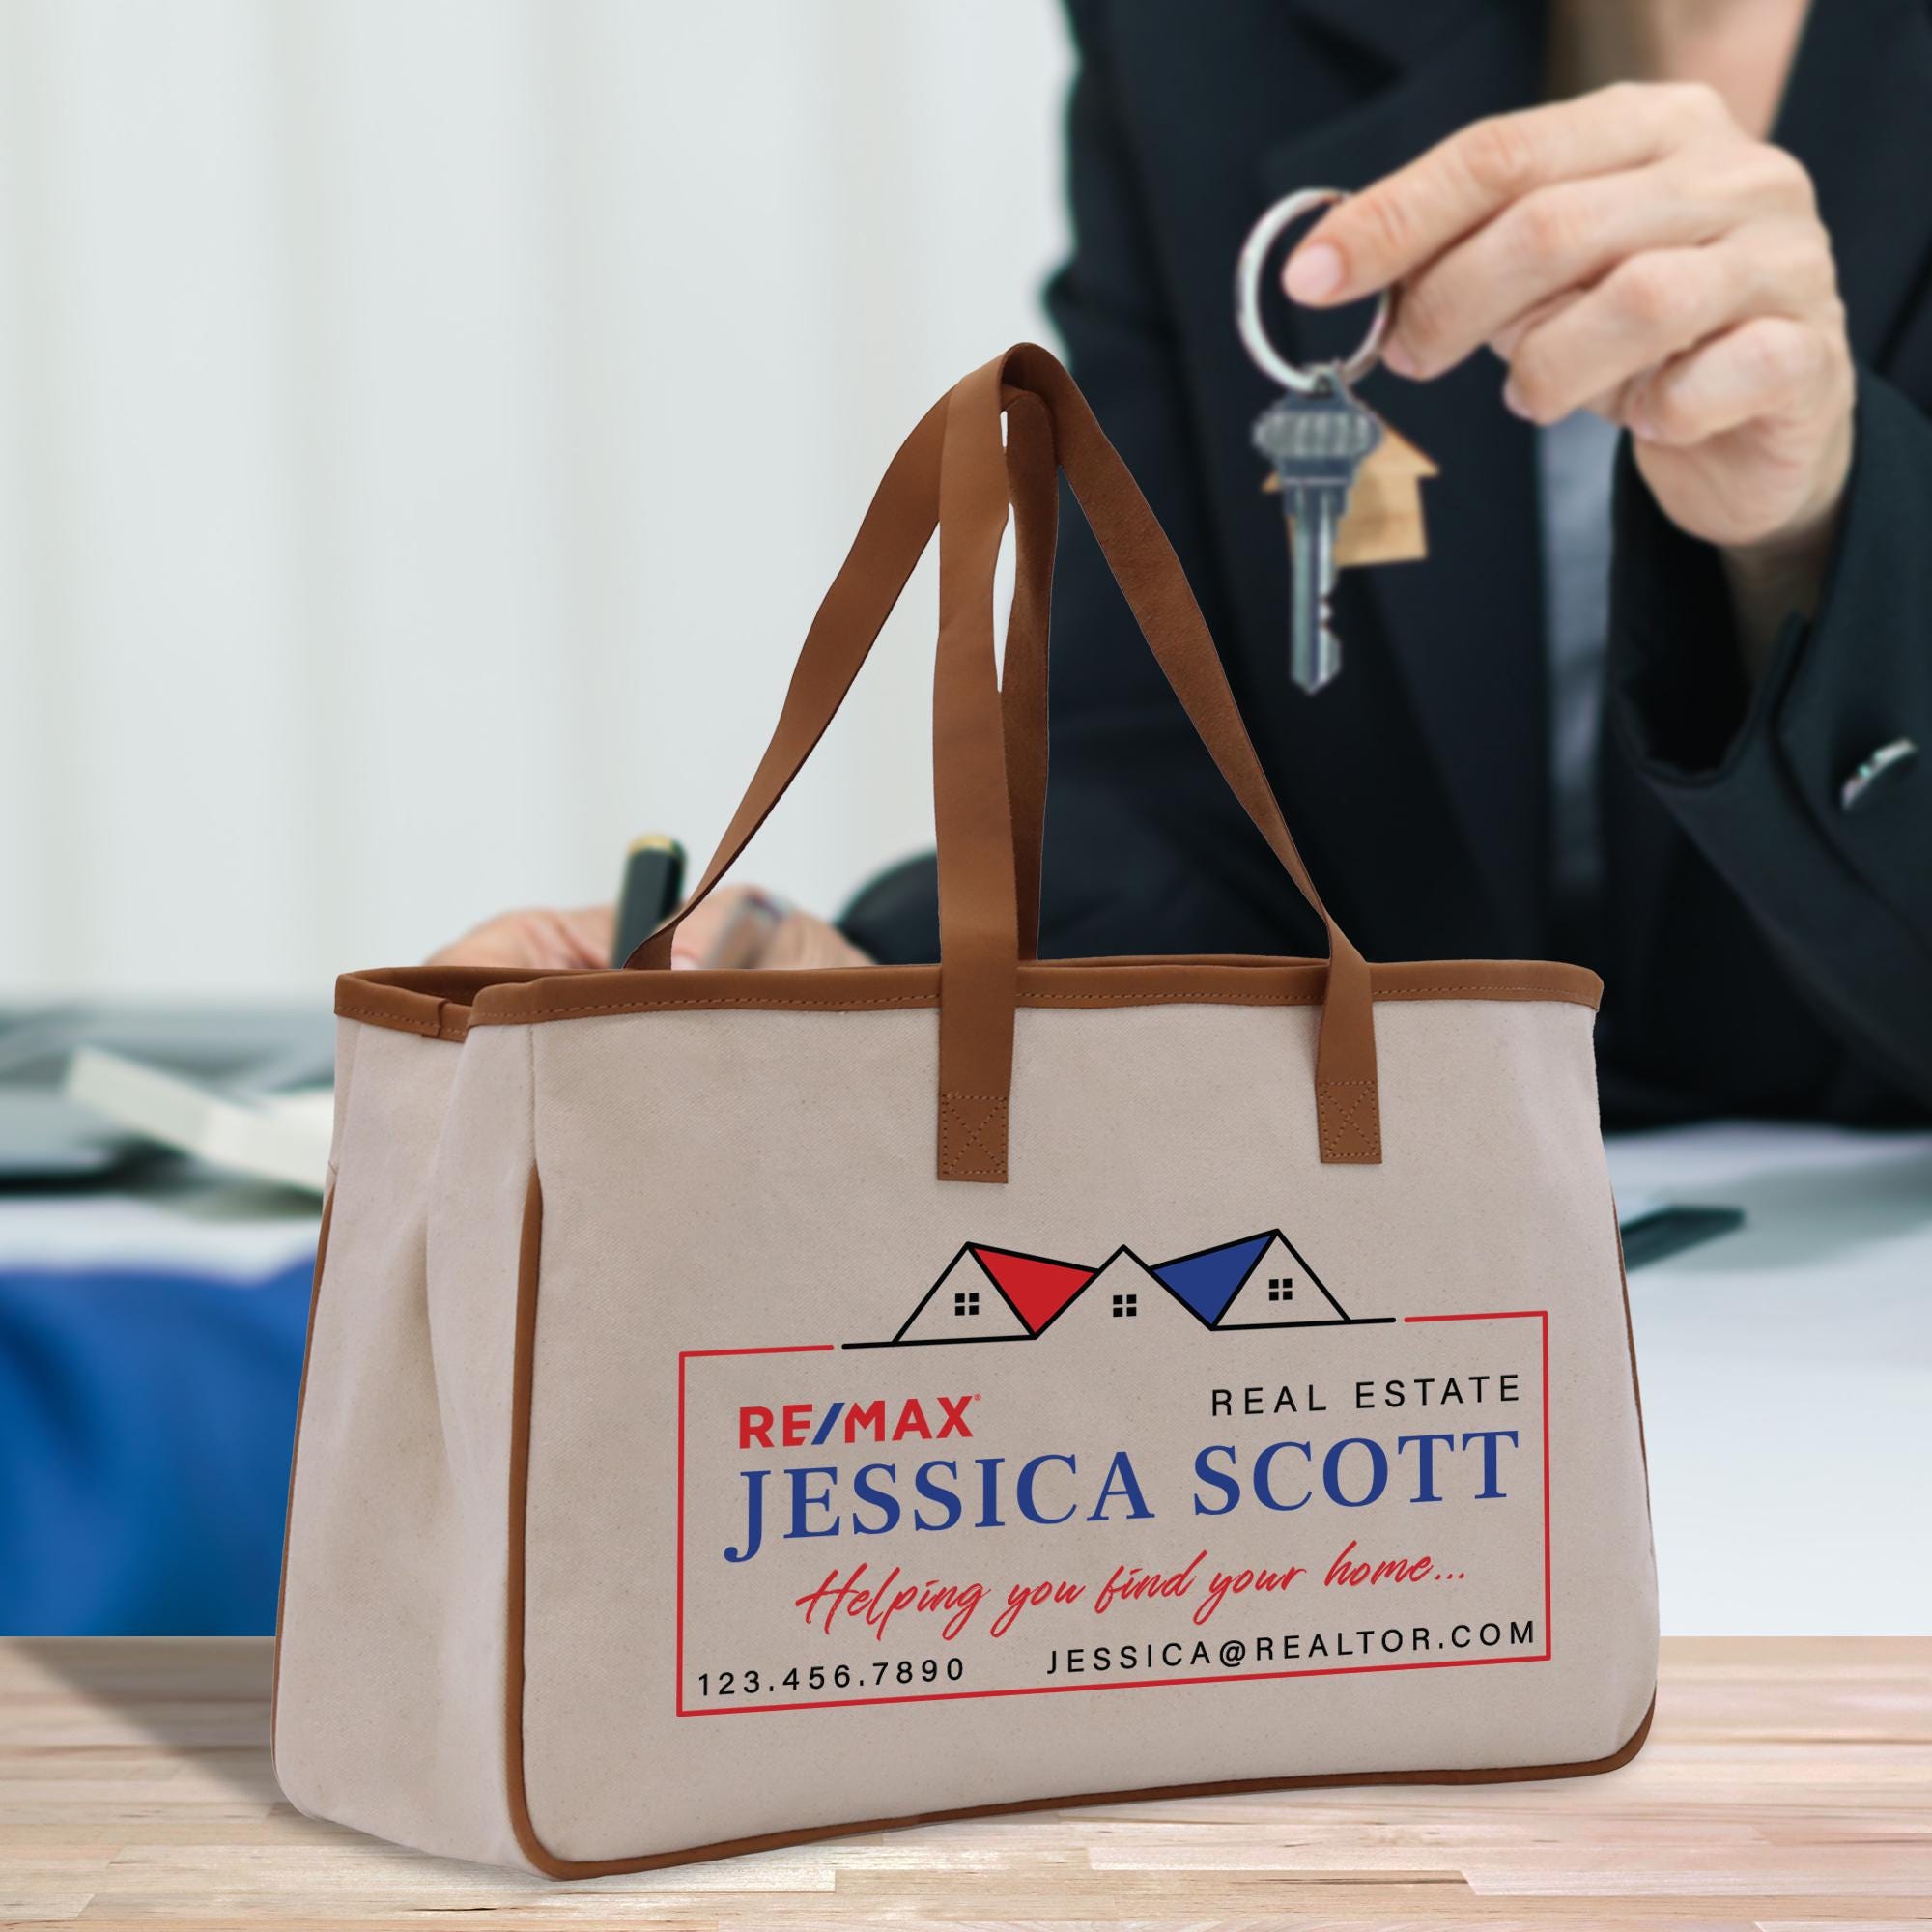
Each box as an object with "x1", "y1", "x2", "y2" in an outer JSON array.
[{"x1": 676, "y1": 1230, "x2": 1550, "y2": 1716}]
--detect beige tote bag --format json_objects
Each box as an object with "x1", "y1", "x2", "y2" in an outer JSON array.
[{"x1": 273, "y1": 344, "x2": 1657, "y2": 1877}]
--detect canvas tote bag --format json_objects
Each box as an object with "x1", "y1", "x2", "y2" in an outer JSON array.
[{"x1": 273, "y1": 343, "x2": 1658, "y2": 1877}]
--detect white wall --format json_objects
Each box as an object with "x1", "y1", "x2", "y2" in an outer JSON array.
[{"x1": 0, "y1": 0, "x2": 1074, "y2": 997}]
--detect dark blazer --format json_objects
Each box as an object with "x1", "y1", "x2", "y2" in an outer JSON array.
[{"x1": 845, "y1": 0, "x2": 1932, "y2": 1127}]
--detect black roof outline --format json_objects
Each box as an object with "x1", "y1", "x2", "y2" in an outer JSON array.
[
  {"x1": 885, "y1": 1243, "x2": 1032, "y2": 1345},
  {"x1": 1136, "y1": 1247, "x2": 1234, "y2": 1333},
  {"x1": 1149, "y1": 1227, "x2": 1358, "y2": 1328},
  {"x1": 1204, "y1": 1314, "x2": 1396, "y2": 1329},
  {"x1": 843, "y1": 1332, "x2": 1036, "y2": 1350},
  {"x1": 1028, "y1": 1243, "x2": 1186, "y2": 1339},
  {"x1": 844, "y1": 1241, "x2": 1101, "y2": 1351}
]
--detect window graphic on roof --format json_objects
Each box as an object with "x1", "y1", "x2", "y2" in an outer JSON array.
[{"x1": 1029, "y1": 1248, "x2": 1175, "y2": 1340}]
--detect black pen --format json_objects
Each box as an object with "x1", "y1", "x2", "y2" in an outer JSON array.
[{"x1": 611, "y1": 836, "x2": 687, "y2": 968}]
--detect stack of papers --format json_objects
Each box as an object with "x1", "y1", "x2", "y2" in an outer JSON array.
[{"x1": 63, "y1": 1047, "x2": 331, "y2": 1196}]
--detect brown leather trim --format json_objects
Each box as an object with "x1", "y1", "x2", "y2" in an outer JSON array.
[
  {"x1": 333, "y1": 955, "x2": 1602, "y2": 1033},
  {"x1": 505, "y1": 1165, "x2": 548, "y2": 1872},
  {"x1": 269, "y1": 1181, "x2": 334, "y2": 1776},
  {"x1": 333, "y1": 968, "x2": 546, "y2": 1042},
  {"x1": 502, "y1": 1158, "x2": 1652, "y2": 1881},
  {"x1": 512, "y1": 1705, "x2": 1655, "y2": 1882}
]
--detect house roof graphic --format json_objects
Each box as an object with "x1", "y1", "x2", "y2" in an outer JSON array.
[
  {"x1": 1151, "y1": 1232, "x2": 1274, "y2": 1324},
  {"x1": 882, "y1": 1243, "x2": 1097, "y2": 1347},
  {"x1": 846, "y1": 1228, "x2": 1386, "y2": 1350},
  {"x1": 895, "y1": 1248, "x2": 1035, "y2": 1345},
  {"x1": 1151, "y1": 1229, "x2": 1352, "y2": 1329},
  {"x1": 970, "y1": 1246, "x2": 1097, "y2": 1333},
  {"x1": 1029, "y1": 1246, "x2": 1187, "y2": 1340}
]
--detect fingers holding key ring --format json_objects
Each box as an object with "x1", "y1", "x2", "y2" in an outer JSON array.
[{"x1": 1236, "y1": 187, "x2": 1394, "y2": 393}]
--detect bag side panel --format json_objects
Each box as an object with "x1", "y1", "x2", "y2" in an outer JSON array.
[{"x1": 273, "y1": 1017, "x2": 533, "y2": 1871}]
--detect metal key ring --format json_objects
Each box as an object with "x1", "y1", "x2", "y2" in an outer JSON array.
[{"x1": 1236, "y1": 186, "x2": 1394, "y2": 393}]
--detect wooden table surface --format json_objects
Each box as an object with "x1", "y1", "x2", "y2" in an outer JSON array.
[{"x1": 2, "y1": 1637, "x2": 1925, "y2": 1930}]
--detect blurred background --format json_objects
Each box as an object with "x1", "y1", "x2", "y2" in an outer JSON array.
[
  {"x1": 1, "y1": 0, "x2": 1924, "y2": 1643},
  {"x1": 0, "y1": 0, "x2": 1073, "y2": 998}
]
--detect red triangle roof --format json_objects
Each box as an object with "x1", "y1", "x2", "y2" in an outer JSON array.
[{"x1": 970, "y1": 1246, "x2": 1095, "y2": 1333}]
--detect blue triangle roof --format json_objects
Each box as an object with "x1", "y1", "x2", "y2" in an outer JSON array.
[{"x1": 1150, "y1": 1233, "x2": 1272, "y2": 1325}]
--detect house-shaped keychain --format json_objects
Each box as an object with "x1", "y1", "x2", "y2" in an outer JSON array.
[{"x1": 1264, "y1": 417, "x2": 1437, "y2": 567}]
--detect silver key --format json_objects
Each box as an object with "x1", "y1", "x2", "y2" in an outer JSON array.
[
  {"x1": 1253, "y1": 377, "x2": 1381, "y2": 695},
  {"x1": 1236, "y1": 185, "x2": 1397, "y2": 696}
]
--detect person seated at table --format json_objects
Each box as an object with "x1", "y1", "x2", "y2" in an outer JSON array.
[{"x1": 441, "y1": 0, "x2": 1932, "y2": 1128}]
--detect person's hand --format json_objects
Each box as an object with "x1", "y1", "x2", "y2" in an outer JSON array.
[
  {"x1": 426, "y1": 904, "x2": 613, "y2": 971},
  {"x1": 425, "y1": 887, "x2": 867, "y2": 972},
  {"x1": 1287, "y1": 83, "x2": 1854, "y2": 644}
]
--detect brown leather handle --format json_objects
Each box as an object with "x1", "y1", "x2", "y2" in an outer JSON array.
[
  {"x1": 930, "y1": 346, "x2": 1380, "y2": 1178},
  {"x1": 629, "y1": 388, "x2": 1061, "y2": 973},
  {"x1": 1002, "y1": 389, "x2": 1057, "y2": 961},
  {"x1": 635, "y1": 344, "x2": 1380, "y2": 1181}
]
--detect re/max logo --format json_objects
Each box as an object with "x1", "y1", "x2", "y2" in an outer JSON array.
[{"x1": 738, "y1": 1396, "x2": 979, "y2": 1451}]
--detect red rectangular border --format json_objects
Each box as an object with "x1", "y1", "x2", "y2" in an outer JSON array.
[{"x1": 674, "y1": 1314, "x2": 1550, "y2": 1717}]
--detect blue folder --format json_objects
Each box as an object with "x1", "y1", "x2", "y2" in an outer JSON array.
[{"x1": 0, "y1": 1255, "x2": 313, "y2": 1634}]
